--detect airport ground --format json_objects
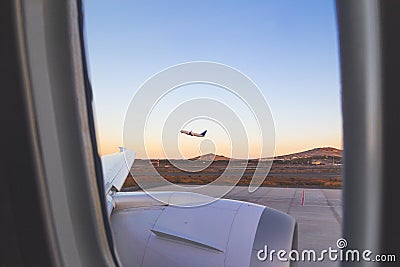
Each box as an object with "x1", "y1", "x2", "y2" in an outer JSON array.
[
  {"x1": 127, "y1": 159, "x2": 342, "y2": 188},
  {"x1": 123, "y1": 160, "x2": 342, "y2": 266},
  {"x1": 225, "y1": 186, "x2": 341, "y2": 267}
]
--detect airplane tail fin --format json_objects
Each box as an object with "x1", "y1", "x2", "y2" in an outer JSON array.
[{"x1": 201, "y1": 130, "x2": 207, "y2": 136}]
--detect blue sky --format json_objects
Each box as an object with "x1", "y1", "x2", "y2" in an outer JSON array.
[{"x1": 84, "y1": 0, "x2": 342, "y2": 158}]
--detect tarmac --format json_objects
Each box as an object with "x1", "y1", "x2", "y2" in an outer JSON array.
[{"x1": 225, "y1": 186, "x2": 342, "y2": 267}]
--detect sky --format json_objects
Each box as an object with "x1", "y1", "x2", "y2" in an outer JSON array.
[{"x1": 84, "y1": 0, "x2": 342, "y2": 158}]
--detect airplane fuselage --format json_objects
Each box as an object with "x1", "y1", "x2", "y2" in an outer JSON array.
[{"x1": 180, "y1": 129, "x2": 207, "y2": 137}]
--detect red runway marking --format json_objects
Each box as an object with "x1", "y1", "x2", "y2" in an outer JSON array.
[{"x1": 301, "y1": 189, "x2": 305, "y2": 206}]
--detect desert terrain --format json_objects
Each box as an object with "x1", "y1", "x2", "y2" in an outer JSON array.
[{"x1": 122, "y1": 147, "x2": 343, "y2": 190}]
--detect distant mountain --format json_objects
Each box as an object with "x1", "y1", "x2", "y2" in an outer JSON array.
[
  {"x1": 276, "y1": 147, "x2": 342, "y2": 160},
  {"x1": 182, "y1": 147, "x2": 342, "y2": 162},
  {"x1": 189, "y1": 153, "x2": 230, "y2": 161}
]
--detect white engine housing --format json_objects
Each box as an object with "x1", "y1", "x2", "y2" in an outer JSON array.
[{"x1": 110, "y1": 192, "x2": 297, "y2": 267}]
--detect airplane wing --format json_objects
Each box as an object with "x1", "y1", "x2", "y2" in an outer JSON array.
[
  {"x1": 101, "y1": 148, "x2": 136, "y2": 195},
  {"x1": 110, "y1": 191, "x2": 297, "y2": 267},
  {"x1": 103, "y1": 147, "x2": 297, "y2": 266}
]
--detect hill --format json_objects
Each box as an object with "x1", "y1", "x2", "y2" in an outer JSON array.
[
  {"x1": 175, "y1": 147, "x2": 342, "y2": 163},
  {"x1": 276, "y1": 147, "x2": 342, "y2": 160},
  {"x1": 189, "y1": 153, "x2": 230, "y2": 161}
]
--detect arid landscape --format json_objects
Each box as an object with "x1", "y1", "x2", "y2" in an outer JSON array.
[{"x1": 122, "y1": 147, "x2": 343, "y2": 190}]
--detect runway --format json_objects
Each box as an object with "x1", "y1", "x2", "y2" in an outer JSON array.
[{"x1": 225, "y1": 186, "x2": 342, "y2": 266}]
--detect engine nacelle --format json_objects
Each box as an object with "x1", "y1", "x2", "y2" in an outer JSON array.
[{"x1": 110, "y1": 192, "x2": 297, "y2": 267}]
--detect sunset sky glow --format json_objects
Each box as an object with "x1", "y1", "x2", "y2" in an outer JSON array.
[{"x1": 85, "y1": 0, "x2": 342, "y2": 158}]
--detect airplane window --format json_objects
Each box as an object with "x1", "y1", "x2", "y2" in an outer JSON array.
[{"x1": 84, "y1": 1, "x2": 342, "y2": 266}]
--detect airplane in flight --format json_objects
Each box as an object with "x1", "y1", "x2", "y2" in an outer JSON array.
[{"x1": 180, "y1": 129, "x2": 207, "y2": 137}]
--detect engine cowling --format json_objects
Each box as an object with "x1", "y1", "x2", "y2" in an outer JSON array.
[{"x1": 110, "y1": 191, "x2": 297, "y2": 267}]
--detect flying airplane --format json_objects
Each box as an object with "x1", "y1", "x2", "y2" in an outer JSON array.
[
  {"x1": 103, "y1": 148, "x2": 297, "y2": 266},
  {"x1": 180, "y1": 129, "x2": 207, "y2": 137}
]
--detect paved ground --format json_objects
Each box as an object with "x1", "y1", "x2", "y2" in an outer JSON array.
[{"x1": 224, "y1": 186, "x2": 342, "y2": 266}]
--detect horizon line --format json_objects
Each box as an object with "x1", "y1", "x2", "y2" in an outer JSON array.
[{"x1": 133, "y1": 146, "x2": 343, "y2": 160}]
